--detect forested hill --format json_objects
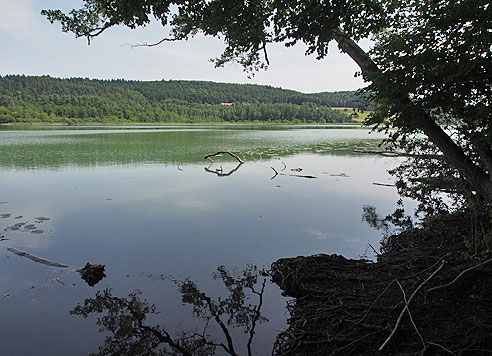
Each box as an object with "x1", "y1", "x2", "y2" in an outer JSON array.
[{"x1": 0, "y1": 75, "x2": 364, "y2": 124}]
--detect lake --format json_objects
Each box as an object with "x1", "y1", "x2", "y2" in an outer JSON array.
[{"x1": 0, "y1": 125, "x2": 412, "y2": 356}]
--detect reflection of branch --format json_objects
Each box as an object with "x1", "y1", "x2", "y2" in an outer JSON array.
[
  {"x1": 71, "y1": 289, "x2": 212, "y2": 356},
  {"x1": 247, "y1": 279, "x2": 266, "y2": 356},
  {"x1": 205, "y1": 162, "x2": 243, "y2": 177},
  {"x1": 179, "y1": 265, "x2": 268, "y2": 355},
  {"x1": 72, "y1": 265, "x2": 268, "y2": 356},
  {"x1": 202, "y1": 294, "x2": 239, "y2": 356},
  {"x1": 131, "y1": 307, "x2": 194, "y2": 356},
  {"x1": 204, "y1": 151, "x2": 244, "y2": 164}
]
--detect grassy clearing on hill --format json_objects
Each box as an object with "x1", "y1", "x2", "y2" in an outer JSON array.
[{"x1": 332, "y1": 107, "x2": 372, "y2": 122}]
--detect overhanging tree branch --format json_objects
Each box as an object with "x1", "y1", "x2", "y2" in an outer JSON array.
[{"x1": 129, "y1": 37, "x2": 181, "y2": 48}]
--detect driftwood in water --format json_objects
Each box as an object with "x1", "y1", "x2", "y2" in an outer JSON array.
[
  {"x1": 7, "y1": 247, "x2": 106, "y2": 286},
  {"x1": 354, "y1": 149, "x2": 444, "y2": 159},
  {"x1": 77, "y1": 263, "x2": 106, "y2": 287},
  {"x1": 7, "y1": 247, "x2": 69, "y2": 268},
  {"x1": 271, "y1": 167, "x2": 317, "y2": 179},
  {"x1": 373, "y1": 182, "x2": 395, "y2": 187},
  {"x1": 353, "y1": 148, "x2": 404, "y2": 156},
  {"x1": 204, "y1": 151, "x2": 244, "y2": 163}
]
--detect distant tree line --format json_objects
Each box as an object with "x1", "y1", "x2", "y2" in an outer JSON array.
[{"x1": 0, "y1": 75, "x2": 363, "y2": 124}]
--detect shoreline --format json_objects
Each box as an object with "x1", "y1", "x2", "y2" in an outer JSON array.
[
  {"x1": 0, "y1": 121, "x2": 363, "y2": 127},
  {"x1": 271, "y1": 211, "x2": 492, "y2": 355}
]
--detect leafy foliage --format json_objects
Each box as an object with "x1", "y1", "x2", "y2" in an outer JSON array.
[
  {"x1": 365, "y1": 0, "x2": 492, "y2": 210},
  {"x1": 41, "y1": 0, "x2": 387, "y2": 72}
]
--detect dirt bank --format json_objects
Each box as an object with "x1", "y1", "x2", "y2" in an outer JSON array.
[{"x1": 271, "y1": 211, "x2": 492, "y2": 355}]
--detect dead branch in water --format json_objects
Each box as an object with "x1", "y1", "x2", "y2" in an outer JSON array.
[
  {"x1": 353, "y1": 148, "x2": 404, "y2": 156},
  {"x1": 204, "y1": 151, "x2": 244, "y2": 164},
  {"x1": 354, "y1": 148, "x2": 444, "y2": 159},
  {"x1": 373, "y1": 182, "x2": 395, "y2": 187},
  {"x1": 271, "y1": 167, "x2": 279, "y2": 179},
  {"x1": 7, "y1": 247, "x2": 106, "y2": 286},
  {"x1": 271, "y1": 167, "x2": 316, "y2": 180},
  {"x1": 7, "y1": 247, "x2": 69, "y2": 268}
]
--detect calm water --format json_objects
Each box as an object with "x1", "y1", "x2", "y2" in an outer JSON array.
[{"x1": 0, "y1": 125, "x2": 411, "y2": 356}]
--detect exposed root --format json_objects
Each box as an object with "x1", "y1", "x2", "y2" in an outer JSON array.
[{"x1": 271, "y1": 212, "x2": 492, "y2": 355}]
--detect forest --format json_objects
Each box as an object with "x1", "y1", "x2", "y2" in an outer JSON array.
[{"x1": 0, "y1": 75, "x2": 361, "y2": 124}]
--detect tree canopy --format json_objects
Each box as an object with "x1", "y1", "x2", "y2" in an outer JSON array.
[
  {"x1": 366, "y1": 1, "x2": 492, "y2": 211},
  {"x1": 42, "y1": 0, "x2": 492, "y2": 206}
]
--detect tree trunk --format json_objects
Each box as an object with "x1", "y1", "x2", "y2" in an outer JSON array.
[{"x1": 333, "y1": 29, "x2": 492, "y2": 203}]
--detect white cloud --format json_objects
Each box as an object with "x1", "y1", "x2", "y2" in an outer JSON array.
[{"x1": 0, "y1": 0, "x2": 37, "y2": 35}]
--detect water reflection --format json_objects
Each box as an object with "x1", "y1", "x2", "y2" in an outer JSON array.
[
  {"x1": 362, "y1": 203, "x2": 414, "y2": 237},
  {"x1": 0, "y1": 126, "x2": 385, "y2": 169},
  {"x1": 0, "y1": 126, "x2": 407, "y2": 355},
  {"x1": 71, "y1": 265, "x2": 269, "y2": 356},
  {"x1": 204, "y1": 162, "x2": 243, "y2": 177}
]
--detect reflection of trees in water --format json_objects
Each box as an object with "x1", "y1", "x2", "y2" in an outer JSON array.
[{"x1": 71, "y1": 265, "x2": 268, "y2": 356}]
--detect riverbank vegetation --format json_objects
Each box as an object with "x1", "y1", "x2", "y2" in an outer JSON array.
[{"x1": 0, "y1": 75, "x2": 361, "y2": 124}]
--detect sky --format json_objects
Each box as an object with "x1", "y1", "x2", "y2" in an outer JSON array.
[{"x1": 0, "y1": 0, "x2": 370, "y2": 93}]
